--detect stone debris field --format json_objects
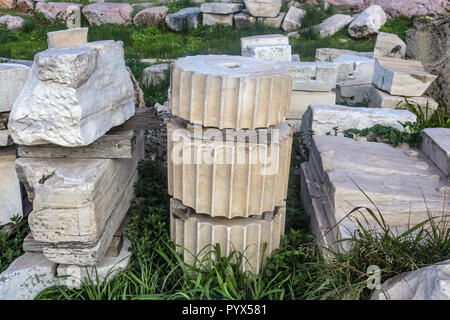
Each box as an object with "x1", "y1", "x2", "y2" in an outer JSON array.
[{"x1": 0, "y1": 2, "x2": 449, "y2": 301}]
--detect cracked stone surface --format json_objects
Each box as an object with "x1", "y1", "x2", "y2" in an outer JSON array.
[{"x1": 9, "y1": 41, "x2": 135, "y2": 147}]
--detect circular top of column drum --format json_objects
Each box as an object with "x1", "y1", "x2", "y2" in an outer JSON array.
[{"x1": 169, "y1": 55, "x2": 292, "y2": 129}]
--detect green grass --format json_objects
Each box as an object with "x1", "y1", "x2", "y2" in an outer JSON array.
[
  {"x1": 0, "y1": 216, "x2": 30, "y2": 273},
  {"x1": 379, "y1": 16, "x2": 413, "y2": 41}
]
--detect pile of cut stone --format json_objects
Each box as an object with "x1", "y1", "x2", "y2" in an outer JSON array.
[
  {"x1": 0, "y1": 34, "x2": 145, "y2": 299},
  {"x1": 299, "y1": 104, "x2": 450, "y2": 253},
  {"x1": 167, "y1": 54, "x2": 293, "y2": 273}
]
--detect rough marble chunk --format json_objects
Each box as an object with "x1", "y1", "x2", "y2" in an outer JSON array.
[
  {"x1": 372, "y1": 57, "x2": 438, "y2": 96},
  {"x1": 371, "y1": 260, "x2": 450, "y2": 300},
  {"x1": 243, "y1": 0, "x2": 281, "y2": 18},
  {"x1": 8, "y1": 40, "x2": 135, "y2": 147},
  {"x1": 0, "y1": 253, "x2": 57, "y2": 300},
  {"x1": 200, "y1": 3, "x2": 243, "y2": 14},
  {"x1": 289, "y1": 90, "x2": 336, "y2": 120}
]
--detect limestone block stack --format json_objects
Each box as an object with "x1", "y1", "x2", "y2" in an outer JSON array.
[
  {"x1": 369, "y1": 57, "x2": 439, "y2": 115},
  {"x1": 0, "y1": 63, "x2": 30, "y2": 226},
  {"x1": 0, "y1": 40, "x2": 144, "y2": 299},
  {"x1": 168, "y1": 54, "x2": 293, "y2": 273}
]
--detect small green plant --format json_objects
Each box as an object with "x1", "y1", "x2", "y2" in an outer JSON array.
[
  {"x1": 342, "y1": 122, "x2": 422, "y2": 147},
  {"x1": 0, "y1": 216, "x2": 30, "y2": 273}
]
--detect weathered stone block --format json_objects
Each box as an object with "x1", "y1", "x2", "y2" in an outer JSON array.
[
  {"x1": 336, "y1": 84, "x2": 372, "y2": 105},
  {"x1": 289, "y1": 90, "x2": 336, "y2": 119},
  {"x1": 257, "y1": 12, "x2": 286, "y2": 29},
  {"x1": 315, "y1": 48, "x2": 358, "y2": 62},
  {"x1": 240, "y1": 34, "x2": 288, "y2": 56},
  {"x1": 133, "y1": 6, "x2": 168, "y2": 27},
  {"x1": 348, "y1": 5, "x2": 387, "y2": 38},
  {"x1": 142, "y1": 63, "x2": 170, "y2": 88},
  {"x1": 300, "y1": 104, "x2": 416, "y2": 137},
  {"x1": 421, "y1": 128, "x2": 450, "y2": 177},
  {"x1": 243, "y1": 0, "x2": 281, "y2": 18},
  {"x1": 246, "y1": 44, "x2": 292, "y2": 62},
  {"x1": 303, "y1": 135, "x2": 449, "y2": 250},
  {"x1": 0, "y1": 0, "x2": 16, "y2": 9},
  {"x1": 202, "y1": 12, "x2": 233, "y2": 26},
  {"x1": 9, "y1": 41, "x2": 135, "y2": 147},
  {"x1": 0, "y1": 147, "x2": 22, "y2": 225},
  {"x1": 169, "y1": 55, "x2": 292, "y2": 129},
  {"x1": 168, "y1": 119, "x2": 292, "y2": 218},
  {"x1": 0, "y1": 63, "x2": 30, "y2": 112},
  {"x1": 200, "y1": 3, "x2": 243, "y2": 14},
  {"x1": 165, "y1": 7, "x2": 200, "y2": 32},
  {"x1": 374, "y1": 32, "x2": 406, "y2": 59},
  {"x1": 281, "y1": 7, "x2": 305, "y2": 32},
  {"x1": 0, "y1": 253, "x2": 57, "y2": 300},
  {"x1": 57, "y1": 237, "x2": 131, "y2": 289},
  {"x1": 170, "y1": 198, "x2": 286, "y2": 273},
  {"x1": 0, "y1": 15, "x2": 26, "y2": 29},
  {"x1": 313, "y1": 14, "x2": 353, "y2": 38},
  {"x1": 334, "y1": 55, "x2": 375, "y2": 86},
  {"x1": 47, "y1": 27, "x2": 88, "y2": 48},
  {"x1": 285, "y1": 62, "x2": 337, "y2": 92},
  {"x1": 82, "y1": 3, "x2": 132, "y2": 25},
  {"x1": 372, "y1": 57, "x2": 438, "y2": 96},
  {"x1": 369, "y1": 86, "x2": 438, "y2": 113}
]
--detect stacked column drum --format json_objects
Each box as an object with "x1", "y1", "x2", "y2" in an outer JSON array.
[{"x1": 167, "y1": 55, "x2": 293, "y2": 273}]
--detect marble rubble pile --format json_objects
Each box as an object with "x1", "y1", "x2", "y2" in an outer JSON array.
[
  {"x1": 0, "y1": 39, "x2": 144, "y2": 299},
  {"x1": 369, "y1": 57, "x2": 439, "y2": 115},
  {"x1": 167, "y1": 54, "x2": 293, "y2": 273},
  {"x1": 299, "y1": 104, "x2": 450, "y2": 253}
]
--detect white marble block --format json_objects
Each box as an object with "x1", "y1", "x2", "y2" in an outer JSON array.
[
  {"x1": 0, "y1": 146, "x2": 22, "y2": 225},
  {"x1": 246, "y1": 44, "x2": 292, "y2": 62},
  {"x1": 289, "y1": 90, "x2": 336, "y2": 120},
  {"x1": 240, "y1": 34, "x2": 288, "y2": 56},
  {"x1": 0, "y1": 63, "x2": 30, "y2": 112},
  {"x1": 372, "y1": 57, "x2": 438, "y2": 96},
  {"x1": 421, "y1": 128, "x2": 450, "y2": 177},
  {"x1": 300, "y1": 104, "x2": 417, "y2": 137},
  {"x1": 9, "y1": 40, "x2": 135, "y2": 147},
  {"x1": 285, "y1": 62, "x2": 337, "y2": 92},
  {"x1": 369, "y1": 86, "x2": 438, "y2": 112},
  {"x1": 334, "y1": 55, "x2": 375, "y2": 86}
]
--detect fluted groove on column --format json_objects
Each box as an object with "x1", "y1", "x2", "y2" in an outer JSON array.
[
  {"x1": 169, "y1": 55, "x2": 292, "y2": 129},
  {"x1": 170, "y1": 198, "x2": 286, "y2": 273},
  {"x1": 167, "y1": 118, "x2": 293, "y2": 218}
]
